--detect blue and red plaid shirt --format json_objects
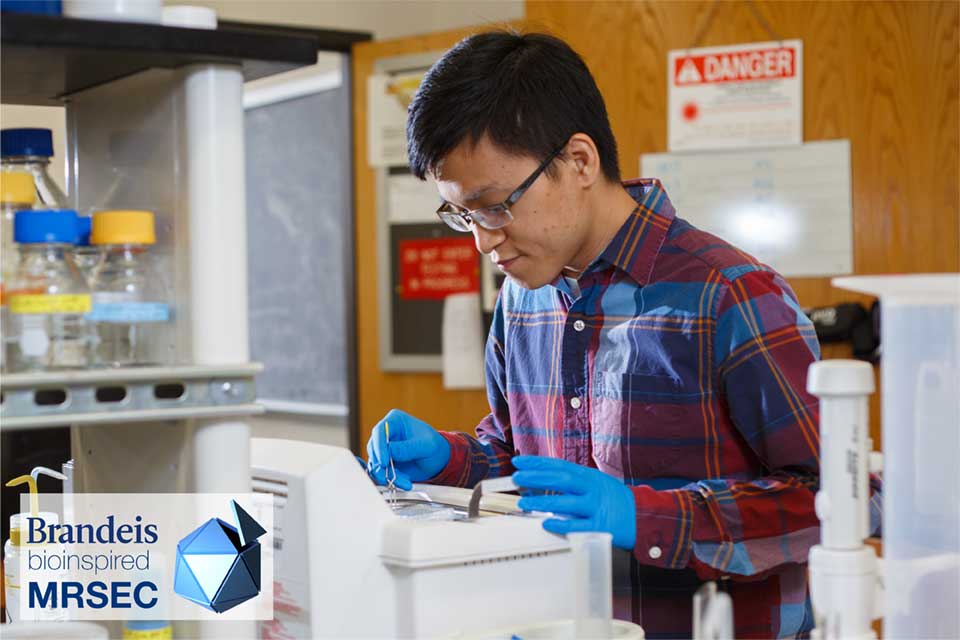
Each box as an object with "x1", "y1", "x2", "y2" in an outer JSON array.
[{"x1": 429, "y1": 179, "x2": 882, "y2": 638}]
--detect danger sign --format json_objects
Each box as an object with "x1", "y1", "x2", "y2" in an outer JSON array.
[
  {"x1": 667, "y1": 40, "x2": 802, "y2": 152},
  {"x1": 674, "y1": 47, "x2": 796, "y2": 85},
  {"x1": 398, "y1": 237, "x2": 479, "y2": 300}
]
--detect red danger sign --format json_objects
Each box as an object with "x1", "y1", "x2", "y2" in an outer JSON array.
[
  {"x1": 399, "y1": 237, "x2": 479, "y2": 300},
  {"x1": 674, "y1": 46, "x2": 796, "y2": 85}
]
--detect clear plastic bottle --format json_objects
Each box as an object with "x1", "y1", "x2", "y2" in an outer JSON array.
[
  {"x1": 89, "y1": 210, "x2": 172, "y2": 366},
  {"x1": 72, "y1": 215, "x2": 101, "y2": 285},
  {"x1": 6, "y1": 209, "x2": 93, "y2": 371},
  {"x1": 1, "y1": 171, "x2": 36, "y2": 372},
  {"x1": 1, "y1": 128, "x2": 69, "y2": 208}
]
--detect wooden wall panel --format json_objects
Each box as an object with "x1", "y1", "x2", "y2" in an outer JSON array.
[
  {"x1": 353, "y1": 2, "x2": 958, "y2": 452},
  {"x1": 524, "y1": 0, "x2": 958, "y2": 450},
  {"x1": 352, "y1": 26, "x2": 522, "y2": 451}
]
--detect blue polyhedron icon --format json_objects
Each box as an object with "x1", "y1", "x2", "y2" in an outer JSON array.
[{"x1": 174, "y1": 500, "x2": 266, "y2": 613}]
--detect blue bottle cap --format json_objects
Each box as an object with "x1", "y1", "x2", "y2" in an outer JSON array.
[
  {"x1": 14, "y1": 209, "x2": 79, "y2": 244},
  {"x1": 0, "y1": 1, "x2": 62, "y2": 15},
  {"x1": 1, "y1": 128, "x2": 54, "y2": 158},
  {"x1": 76, "y1": 215, "x2": 92, "y2": 246}
]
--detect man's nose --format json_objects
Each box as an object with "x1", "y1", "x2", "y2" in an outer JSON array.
[{"x1": 472, "y1": 224, "x2": 504, "y2": 255}]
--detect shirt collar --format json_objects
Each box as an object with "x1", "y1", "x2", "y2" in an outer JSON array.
[
  {"x1": 550, "y1": 178, "x2": 675, "y2": 295},
  {"x1": 593, "y1": 178, "x2": 675, "y2": 286}
]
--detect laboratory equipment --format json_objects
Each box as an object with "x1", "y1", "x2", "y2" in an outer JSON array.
[
  {"x1": 6, "y1": 209, "x2": 92, "y2": 371},
  {"x1": 807, "y1": 359, "x2": 878, "y2": 640},
  {"x1": 692, "y1": 582, "x2": 733, "y2": 640},
  {"x1": 88, "y1": 209, "x2": 171, "y2": 366},
  {"x1": 4, "y1": 467, "x2": 67, "y2": 623},
  {"x1": 1, "y1": 128, "x2": 68, "y2": 208},
  {"x1": 72, "y1": 215, "x2": 101, "y2": 284},
  {"x1": 569, "y1": 532, "x2": 614, "y2": 639},
  {"x1": 467, "y1": 474, "x2": 518, "y2": 517},
  {"x1": 252, "y1": 438, "x2": 643, "y2": 639},
  {"x1": 1, "y1": 170, "x2": 35, "y2": 371},
  {"x1": 832, "y1": 274, "x2": 959, "y2": 640}
]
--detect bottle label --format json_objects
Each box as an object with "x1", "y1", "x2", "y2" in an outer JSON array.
[
  {"x1": 88, "y1": 300, "x2": 170, "y2": 323},
  {"x1": 123, "y1": 626, "x2": 173, "y2": 640},
  {"x1": 19, "y1": 320, "x2": 50, "y2": 357},
  {"x1": 9, "y1": 294, "x2": 92, "y2": 314}
]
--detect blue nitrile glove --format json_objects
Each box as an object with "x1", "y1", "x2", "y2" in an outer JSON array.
[
  {"x1": 366, "y1": 409, "x2": 451, "y2": 491},
  {"x1": 513, "y1": 455, "x2": 637, "y2": 550}
]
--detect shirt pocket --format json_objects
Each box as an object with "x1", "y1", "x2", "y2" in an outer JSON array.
[{"x1": 591, "y1": 370, "x2": 692, "y2": 478}]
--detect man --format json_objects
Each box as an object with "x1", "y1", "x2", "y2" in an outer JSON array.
[{"x1": 365, "y1": 31, "x2": 880, "y2": 638}]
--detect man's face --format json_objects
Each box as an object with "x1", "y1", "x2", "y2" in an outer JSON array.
[{"x1": 434, "y1": 135, "x2": 589, "y2": 290}]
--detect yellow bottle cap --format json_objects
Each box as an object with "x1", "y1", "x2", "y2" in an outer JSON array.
[
  {"x1": 0, "y1": 171, "x2": 35, "y2": 206},
  {"x1": 91, "y1": 210, "x2": 156, "y2": 245}
]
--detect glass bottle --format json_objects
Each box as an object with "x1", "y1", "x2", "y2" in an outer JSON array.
[
  {"x1": 72, "y1": 215, "x2": 101, "y2": 285},
  {"x1": 89, "y1": 210, "x2": 172, "y2": 366},
  {"x1": 6, "y1": 209, "x2": 93, "y2": 371},
  {"x1": 1, "y1": 128, "x2": 68, "y2": 208},
  {"x1": 1, "y1": 171, "x2": 36, "y2": 371}
]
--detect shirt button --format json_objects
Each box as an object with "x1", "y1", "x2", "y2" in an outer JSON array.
[
  {"x1": 648, "y1": 546, "x2": 662, "y2": 560},
  {"x1": 573, "y1": 319, "x2": 585, "y2": 332},
  {"x1": 569, "y1": 397, "x2": 582, "y2": 409}
]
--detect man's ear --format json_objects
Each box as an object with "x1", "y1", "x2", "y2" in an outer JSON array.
[{"x1": 563, "y1": 133, "x2": 603, "y2": 189}]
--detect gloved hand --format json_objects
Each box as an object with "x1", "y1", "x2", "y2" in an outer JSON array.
[
  {"x1": 513, "y1": 455, "x2": 637, "y2": 550},
  {"x1": 366, "y1": 409, "x2": 451, "y2": 491}
]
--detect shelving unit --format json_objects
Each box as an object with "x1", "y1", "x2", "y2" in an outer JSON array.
[
  {"x1": 1, "y1": 13, "x2": 348, "y2": 104},
  {"x1": 0, "y1": 16, "x2": 368, "y2": 497},
  {"x1": 1, "y1": 364, "x2": 263, "y2": 429},
  {"x1": 0, "y1": 12, "x2": 368, "y2": 636}
]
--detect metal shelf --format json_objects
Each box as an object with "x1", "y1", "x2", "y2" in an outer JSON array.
[
  {"x1": 0, "y1": 363, "x2": 264, "y2": 430},
  {"x1": 0, "y1": 13, "x2": 371, "y2": 106}
]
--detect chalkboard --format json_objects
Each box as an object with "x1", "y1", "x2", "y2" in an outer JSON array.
[{"x1": 244, "y1": 71, "x2": 352, "y2": 408}]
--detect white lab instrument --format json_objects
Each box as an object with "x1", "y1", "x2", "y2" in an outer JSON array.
[
  {"x1": 807, "y1": 359, "x2": 878, "y2": 640},
  {"x1": 830, "y1": 274, "x2": 960, "y2": 640},
  {"x1": 251, "y1": 438, "x2": 644, "y2": 639}
]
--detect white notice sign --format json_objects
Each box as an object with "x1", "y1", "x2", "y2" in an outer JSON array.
[
  {"x1": 668, "y1": 40, "x2": 803, "y2": 151},
  {"x1": 641, "y1": 140, "x2": 853, "y2": 278},
  {"x1": 368, "y1": 71, "x2": 426, "y2": 167}
]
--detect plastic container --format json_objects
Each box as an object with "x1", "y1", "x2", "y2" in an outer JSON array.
[
  {"x1": 161, "y1": 4, "x2": 216, "y2": 29},
  {"x1": 568, "y1": 532, "x2": 614, "y2": 639},
  {"x1": 72, "y1": 215, "x2": 101, "y2": 285},
  {"x1": 4, "y1": 469, "x2": 66, "y2": 624},
  {"x1": 834, "y1": 274, "x2": 960, "y2": 639},
  {"x1": 89, "y1": 210, "x2": 172, "y2": 366},
  {"x1": 5, "y1": 209, "x2": 92, "y2": 371},
  {"x1": 1, "y1": 170, "x2": 36, "y2": 371},
  {"x1": 1, "y1": 128, "x2": 68, "y2": 208},
  {"x1": 63, "y1": 0, "x2": 161, "y2": 23}
]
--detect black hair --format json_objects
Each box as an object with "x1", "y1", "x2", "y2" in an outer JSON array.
[{"x1": 406, "y1": 31, "x2": 620, "y2": 183}]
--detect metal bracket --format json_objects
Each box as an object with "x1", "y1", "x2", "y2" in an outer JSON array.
[{"x1": 1, "y1": 364, "x2": 263, "y2": 430}]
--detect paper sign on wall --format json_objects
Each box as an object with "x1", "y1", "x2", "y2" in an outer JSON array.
[
  {"x1": 668, "y1": 40, "x2": 803, "y2": 151},
  {"x1": 640, "y1": 140, "x2": 853, "y2": 278},
  {"x1": 398, "y1": 237, "x2": 479, "y2": 300},
  {"x1": 368, "y1": 71, "x2": 426, "y2": 167}
]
